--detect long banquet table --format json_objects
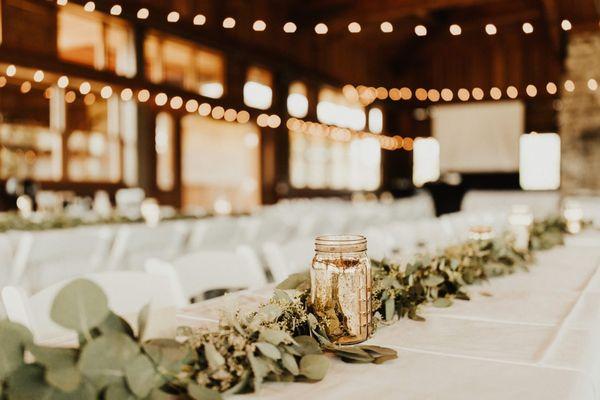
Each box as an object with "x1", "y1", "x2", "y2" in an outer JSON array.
[{"x1": 177, "y1": 229, "x2": 600, "y2": 400}]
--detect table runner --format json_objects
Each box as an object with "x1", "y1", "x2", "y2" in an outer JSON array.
[{"x1": 178, "y1": 230, "x2": 600, "y2": 399}]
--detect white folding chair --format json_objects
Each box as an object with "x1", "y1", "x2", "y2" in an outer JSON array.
[
  {"x1": 2, "y1": 271, "x2": 178, "y2": 344},
  {"x1": 9, "y1": 226, "x2": 114, "y2": 292},
  {"x1": 187, "y1": 216, "x2": 244, "y2": 251},
  {"x1": 262, "y1": 239, "x2": 314, "y2": 283},
  {"x1": 145, "y1": 245, "x2": 267, "y2": 308},
  {"x1": 107, "y1": 221, "x2": 189, "y2": 270},
  {"x1": 0, "y1": 233, "x2": 14, "y2": 286}
]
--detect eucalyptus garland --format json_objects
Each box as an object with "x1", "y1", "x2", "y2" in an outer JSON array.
[{"x1": 0, "y1": 217, "x2": 572, "y2": 399}]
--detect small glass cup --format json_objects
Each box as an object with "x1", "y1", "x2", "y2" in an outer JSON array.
[
  {"x1": 509, "y1": 205, "x2": 533, "y2": 251},
  {"x1": 310, "y1": 235, "x2": 372, "y2": 345}
]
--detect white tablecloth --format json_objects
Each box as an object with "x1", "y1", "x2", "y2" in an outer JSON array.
[{"x1": 178, "y1": 230, "x2": 600, "y2": 400}]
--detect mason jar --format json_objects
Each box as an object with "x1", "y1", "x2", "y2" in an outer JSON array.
[
  {"x1": 310, "y1": 234, "x2": 372, "y2": 345},
  {"x1": 508, "y1": 205, "x2": 533, "y2": 251}
]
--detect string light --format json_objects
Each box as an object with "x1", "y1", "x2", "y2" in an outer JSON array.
[
  {"x1": 79, "y1": 81, "x2": 91, "y2": 95},
  {"x1": 400, "y1": 87, "x2": 412, "y2": 100},
  {"x1": 121, "y1": 88, "x2": 133, "y2": 101},
  {"x1": 198, "y1": 103, "x2": 211, "y2": 116},
  {"x1": 137, "y1": 89, "x2": 150, "y2": 102},
  {"x1": 380, "y1": 22, "x2": 393, "y2": 33},
  {"x1": 268, "y1": 115, "x2": 281, "y2": 128},
  {"x1": 6, "y1": 65, "x2": 16, "y2": 77},
  {"x1": 155, "y1": 93, "x2": 168, "y2": 106},
  {"x1": 485, "y1": 24, "x2": 497, "y2": 35},
  {"x1": 211, "y1": 106, "x2": 225, "y2": 119},
  {"x1": 490, "y1": 87, "x2": 502, "y2": 99},
  {"x1": 525, "y1": 84, "x2": 537, "y2": 97},
  {"x1": 588, "y1": 78, "x2": 598, "y2": 91},
  {"x1": 348, "y1": 22, "x2": 361, "y2": 33},
  {"x1": 506, "y1": 86, "x2": 518, "y2": 98},
  {"x1": 110, "y1": 5, "x2": 122, "y2": 16},
  {"x1": 389, "y1": 88, "x2": 401, "y2": 100},
  {"x1": 223, "y1": 17, "x2": 236, "y2": 29},
  {"x1": 224, "y1": 108, "x2": 237, "y2": 121},
  {"x1": 546, "y1": 82, "x2": 558, "y2": 94},
  {"x1": 193, "y1": 14, "x2": 206, "y2": 25},
  {"x1": 170, "y1": 96, "x2": 183, "y2": 109},
  {"x1": 315, "y1": 23, "x2": 328, "y2": 34},
  {"x1": 472, "y1": 88, "x2": 484, "y2": 100},
  {"x1": 522, "y1": 22, "x2": 534, "y2": 34},
  {"x1": 83, "y1": 1, "x2": 95, "y2": 12},
  {"x1": 253, "y1": 20, "x2": 267, "y2": 31},
  {"x1": 167, "y1": 11, "x2": 180, "y2": 23},
  {"x1": 414, "y1": 25, "x2": 427, "y2": 37},
  {"x1": 0, "y1": 77, "x2": 7, "y2": 88},
  {"x1": 65, "y1": 90, "x2": 76, "y2": 103},
  {"x1": 56, "y1": 0, "x2": 68, "y2": 5},
  {"x1": 84, "y1": 93, "x2": 96, "y2": 105},
  {"x1": 236, "y1": 110, "x2": 250, "y2": 123},
  {"x1": 449, "y1": 24, "x2": 462, "y2": 36},
  {"x1": 415, "y1": 88, "x2": 427, "y2": 101},
  {"x1": 427, "y1": 89, "x2": 440, "y2": 102},
  {"x1": 283, "y1": 22, "x2": 297, "y2": 33},
  {"x1": 57, "y1": 76, "x2": 69, "y2": 88},
  {"x1": 441, "y1": 88, "x2": 453, "y2": 101},
  {"x1": 185, "y1": 99, "x2": 199, "y2": 112},
  {"x1": 137, "y1": 8, "x2": 149, "y2": 19},
  {"x1": 257, "y1": 114, "x2": 269, "y2": 127},
  {"x1": 561, "y1": 19, "x2": 572, "y2": 31},
  {"x1": 458, "y1": 88, "x2": 470, "y2": 101},
  {"x1": 100, "y1": 86, "x2": 113, "y2": 99},
  {"x1": 20, "y1": 81, "x2": 32, "y2": 94},
  {"x1": 564, "y1": 80, "x2": 575, "y2": 92},
  {"x1": 33, "y1": 70, "x2": 44, "y2": 82}
]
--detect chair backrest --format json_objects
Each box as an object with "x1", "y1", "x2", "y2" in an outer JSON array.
[
  {"x1": 262, "y1": 239, "x2": 313, "y2": 283},
  {"x1": 187, "y1": 217, "x2": 243, "y2": 251},
  {"x1": 145, "y1": 245, "x2": 267, "y2": 307},
  {"x1": 107, "y1": 222, "x2": 189, "y2": 270},
  {"x1": 0, "y1": 233, "x2": 14, "y2": 286},
  {"x1": 2, "y1": 271, "x2": 177, "y2": 343},
  {"x1": 9, "y1": 226, "x2": 114, "y2": 292}
]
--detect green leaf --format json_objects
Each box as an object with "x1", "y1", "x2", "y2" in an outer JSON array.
[
  {"x1": 105, "y1": 380, "x2": 137, "y2": 400},
  {"x1": 259, "y1": 328, "x2": 292, "y2": 346},
  {"x1": 0, "y1": 321, "x2": 31, "y2": 380},
  {"x1": 421, "y1": 274, "x2": 445, "y2": 287},
  {"x1": 98, "y1": 312, "x2": 135, "y2": 338},
  {"x1": 293, "y1": 336, "x2": 322, "y2": 355},
  {"x1": 29, "y1": 345, "x2": 82, "y2": 391},
  {"x1": 46, "y1": 366, "x2": 82, "y2": 393},
  {"x1": 255, "y1": 342, "x2": 281, "y2": 360},
  {"x1": 188, "y1": 382, "x2": 223, "y2": 400},
  {"x1": 299, "y1": 354, "x2": 329, "y2": 380},
  {"x1": 247, "y1": 352, "x2": 269, "y2": 390},
  {"x1": 359, "y1": 345, "x2": 398, "y2": 357},
  {"x1": 137, "y1": 303, "x2": 150, "y2": 342},
  {"x1": 204, "y1": 342, "x2": 225, "y2": 370},
  {"x1": 432, "y1": 298, "x2": 452, "y2": 308},
  {"x1": 281, "y1": 352, "x2": 299, "y2": 376},
  {"x1": 78, "y1": 332, "x2": 140, "y2": 389},
  {"x1": 143, "y1": 339, "x2": 194, "y2": 373},
  {"x1": 276, "y1": 272, "x2": 310, "y2": 290},
  {"x1": 50, "y1": 279, "x2": 110, "y2": 333},
  {"x1": 125, "y1": 353, "x2": 161, "y2": 398},
  {"x1": 7, "y1": 364, "x2": 96, "y2": 400},
  {"x1": 384, "y1": 297, "x2": 395, "y2": 321}
]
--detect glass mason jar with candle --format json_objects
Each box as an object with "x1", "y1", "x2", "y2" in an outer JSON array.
[
  {"x1": 562, "y1": 200, "x2": 583, "y2": 234},
  {"x1": 310, "y1": 235, "x2": 372, "y2": 345},
  {"x1": 509, "y1": 205, "x2": 534, "y2": 251},
  {"x1": 469, "y1": 225, "x2": 495, "y2": 242}
]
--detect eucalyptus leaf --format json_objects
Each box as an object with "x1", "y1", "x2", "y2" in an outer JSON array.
[
  {"x1": 281, "y1": 352, "x2": 299, "y2": 375},
  {"x1": 421, "y1": 274, "x2": 445, "y2": 287},
  {"x1": 0, "y1": 321, "x2": 32, "y2": 380},
  {"x1": 384, "y1": 297, "x2": 395, "y2": 321},
  {"x1": 188, "y1": 382, "x2": 223, "y2": 400},
  {"x1": 259, "y1": 328, "x2": 292, "y2": 346},
  {"x1": 247, "y1": 352, "x2": 269, "y2": 390},
  {"x1": 299, "y1": 354, "x2": 329, "y2": 380},
  {"x1": 255, "y1": 342, "x2": 281, "y2": 360},
  {"x1": 432, "y1": 298, "x2": 452, "y2": 308},
  {"x1": 50, "y1": 279, "x2": 110, "y2": 334},
  {"x1": 276, "y1": 272, "x2": 310, "y2": 290},
  {"x1": 97, "y1": 312, "x2": 135, "y2": 338},
  {"x1": 7, "y1": 364, "x2": 96, "y2": 400},
  {"x1": 143, "y1": 339, "x2": 194, "y2": 373},
  {"x1": 293, "y1": 335, "x2": 322, "y2": 355},
  {"x1": 105, "y1": 380, "x2": 137, "y2": 400},
  {"x1": 124, "y1": 353, "x2": 161, "y2": 398},
  {"x1": 78, "y1": 332, "x2": 140, "y2": 388},
  {"x1": 137, "y1": 303, "x2": 150, "y2": 342}
]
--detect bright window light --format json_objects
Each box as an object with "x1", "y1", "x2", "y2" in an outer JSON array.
[
  {"x1": 199, "y1": 82, "x2": 224, "y2": 99},
  {"x1": 243, "y1": 82, "x2": 273, "y2": 110},
  {"x1": 368, "y1": 107, "x2": 383, "y2": 134},
  {"x1": 519, "y1": 133, "x2": 561, "y2": 190},
  {"x1": 349, "y1": 137, "x2": 381, "y2": 191},
  {"x1": 287, "y1": 81, "x2": 308, "y2": 118},
  {"x1": 413, "y1": 137, "x2": 440, "y2": 187}
]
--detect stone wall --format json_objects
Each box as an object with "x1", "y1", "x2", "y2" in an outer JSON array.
[{"x1": 560, "y1": 31, "x2": 600, "y2": 194}]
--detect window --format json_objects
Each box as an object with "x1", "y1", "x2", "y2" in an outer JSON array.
[
  {"x1": 287, "y1": 81, "x2": 308, "y2": 118},
  {"x1": 368, "y1": 107, "x2": 383, "y2": 134},
  {"x1": 519, "y1": 133, "x2": 561, "y2": 190},
  {"x1": 0, "y1": 77, "x2": 61, "y2": 181},
  {"x1": 289, "y1": 132, "x2": 381, "y2": 191},
  {"x1": 317, "y1": 87, "x2": 365, "y2": 131},
  {"x1": 58, "y1": 4, "x2": 135, "y2": 77},
  {"x1": 413, "y1": 137, "x2": 440, "y2": 187},
  {"x1": 244, "y1": 66, "x2": 273, "y2": 110},
  {"x1": 155, "y1": 112, "x2": 175, "y2": 191},
  {"x1": 145, "y1": 32, "x2": 225, "y2": 98}
]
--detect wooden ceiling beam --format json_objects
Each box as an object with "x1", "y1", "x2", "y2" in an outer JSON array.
[{"x1": 539, "y1": 0, "x2": 561, "y2": 55}]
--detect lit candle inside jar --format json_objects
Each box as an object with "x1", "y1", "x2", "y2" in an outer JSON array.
[
  {"x1": 16, "y1": 195, "x2": 33, "y2": 219},
  {"x1": 140, "y1": 198, "x2": 161, "y2": 227},
  {"x1": 509, "y1": 205, "x2": 533, "y2": 251},
  {"x1": 469, "y1": 225, "x2": 495, "y2": 241},
  {"x1": 563, "y1": 201, "x2": 583, "y2": 234}
]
